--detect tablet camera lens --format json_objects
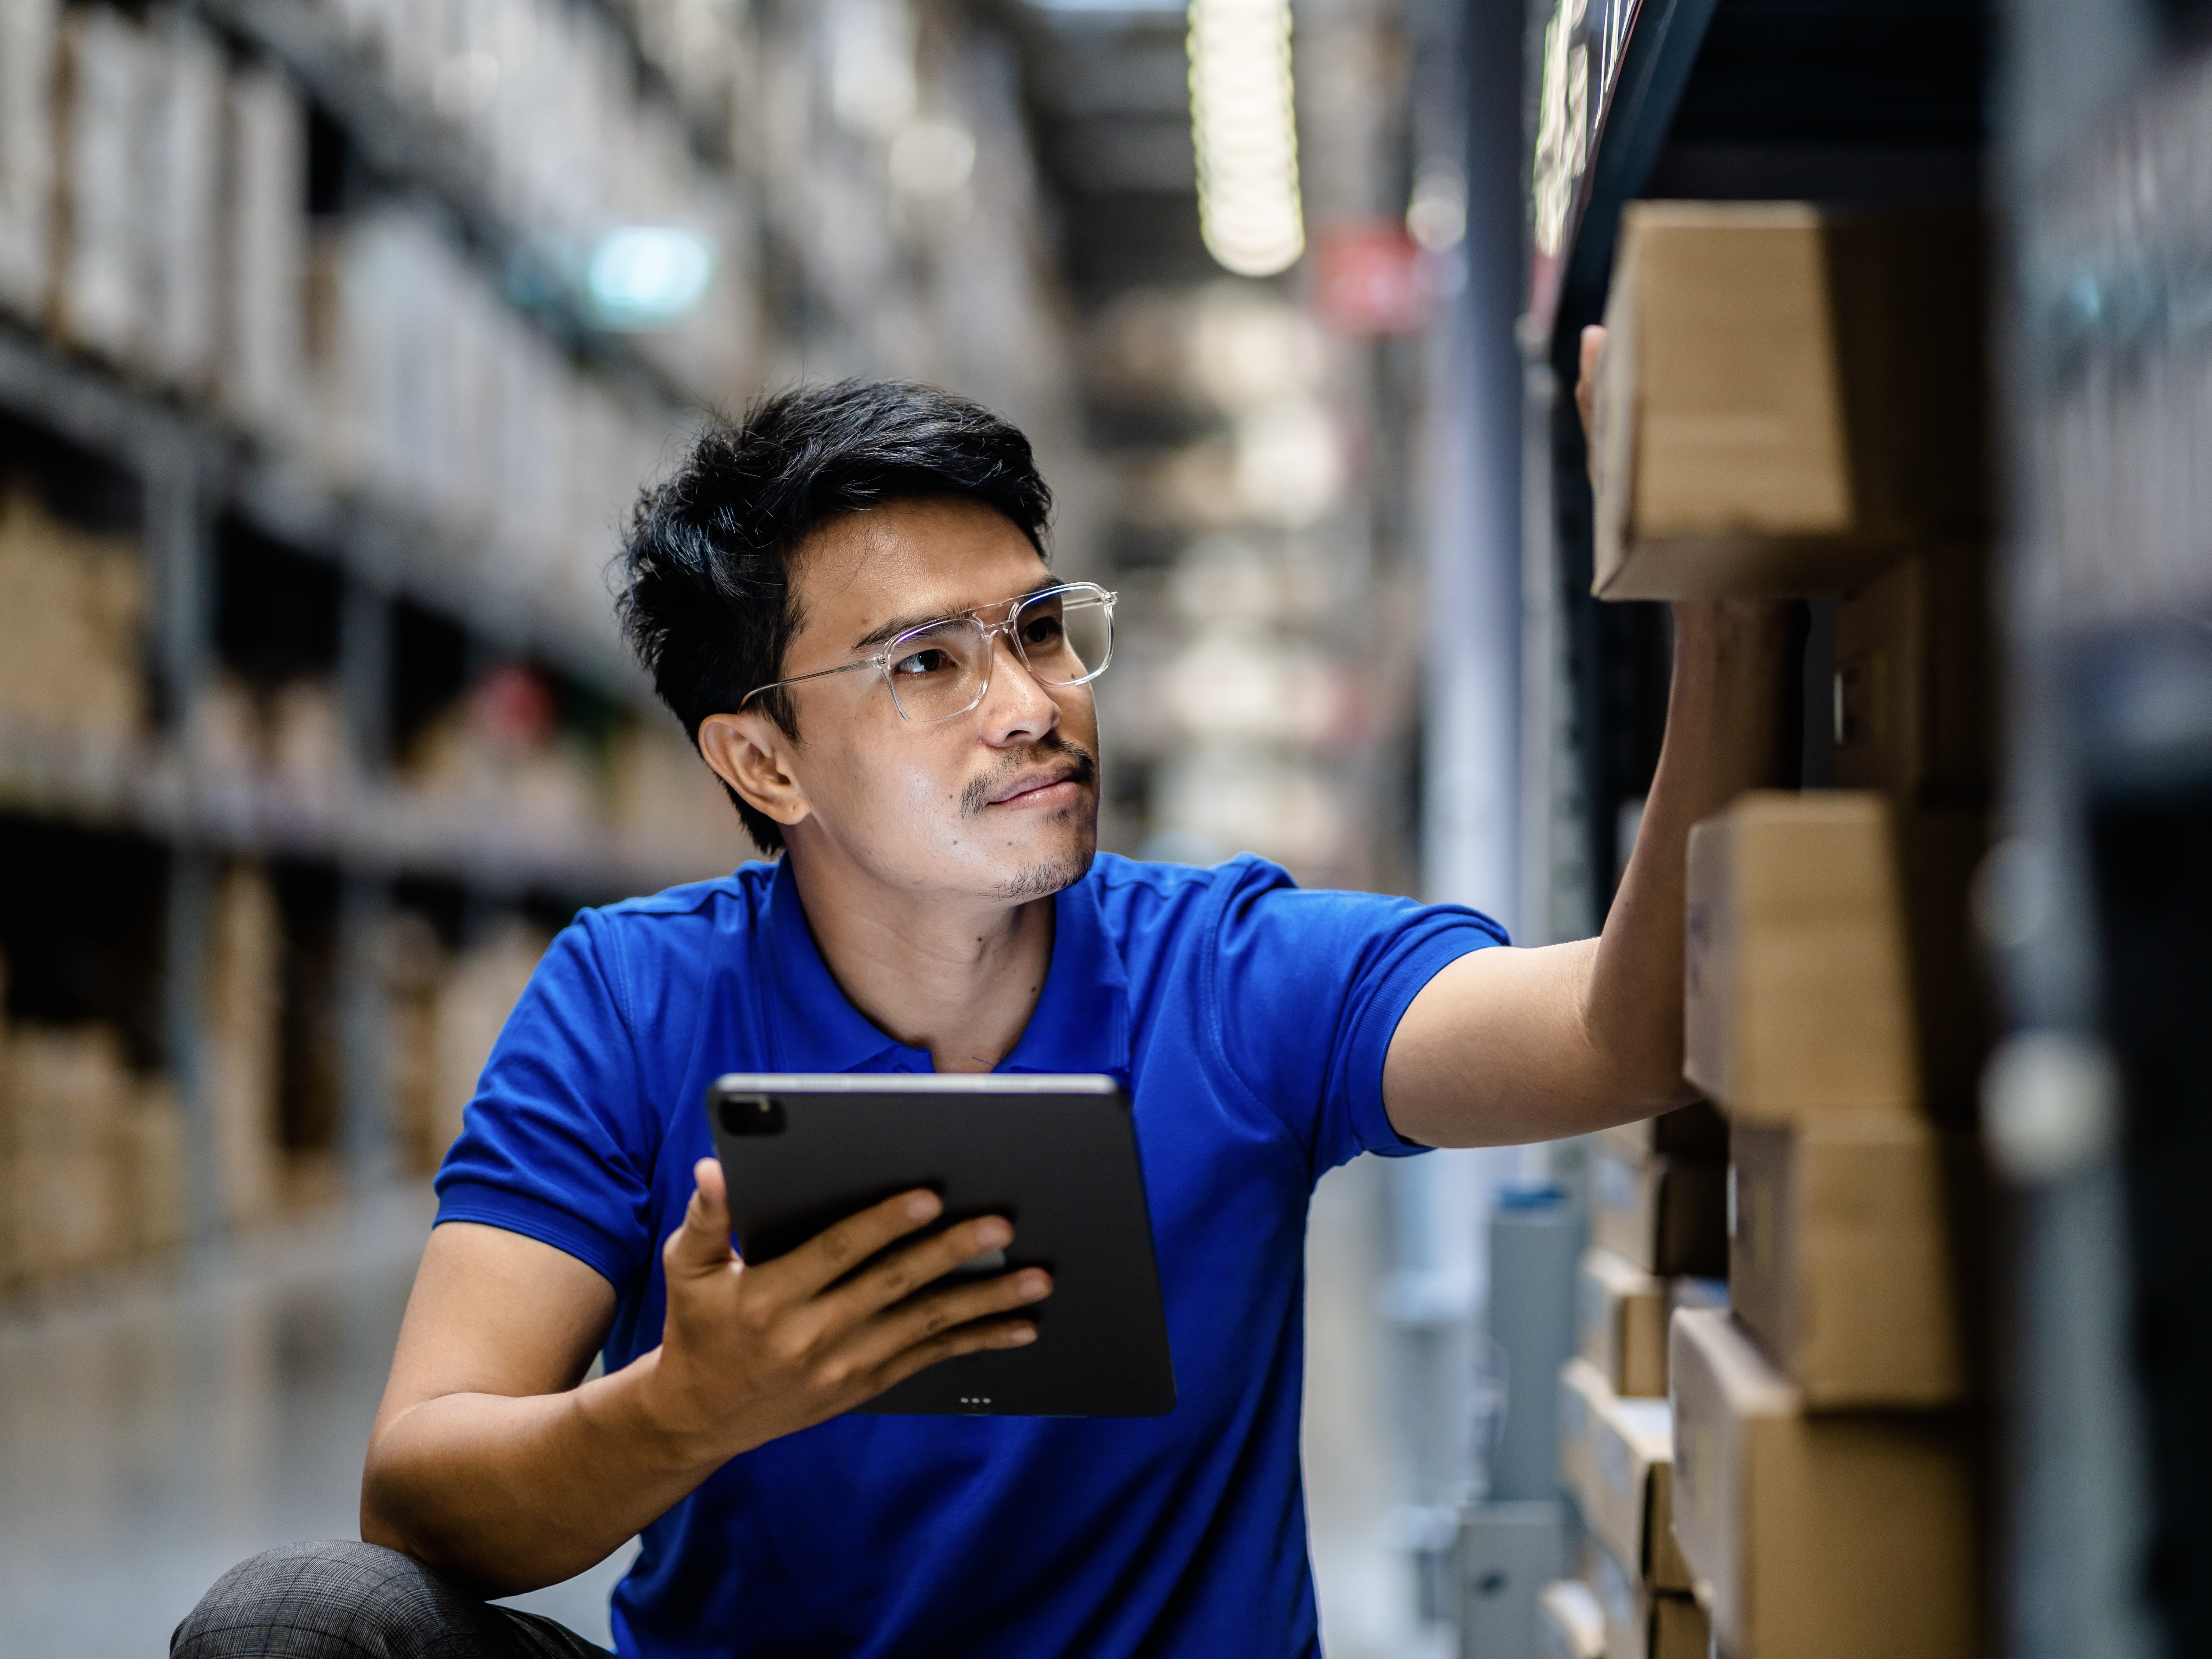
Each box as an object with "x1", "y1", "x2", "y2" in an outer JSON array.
[{"x1": 720, "y1": 1095, "x2": 786, "y2": 1136}]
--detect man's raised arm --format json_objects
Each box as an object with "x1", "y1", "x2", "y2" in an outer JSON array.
[{"x1": 1382, "y1": 326, "x2": 1794, "y2": 1148}]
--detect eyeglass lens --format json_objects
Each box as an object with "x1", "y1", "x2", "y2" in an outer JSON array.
[{"x1": 884, "y1": 590, "x2": 1113, "y2": 723}]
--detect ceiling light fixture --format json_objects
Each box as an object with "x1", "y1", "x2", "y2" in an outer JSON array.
[
  {"x1": 586, "y1": 229, "x2": 716, "y2": 330},
  {"x1": 1187, "y1": 0, "x2": 1304, "y2": 279}
]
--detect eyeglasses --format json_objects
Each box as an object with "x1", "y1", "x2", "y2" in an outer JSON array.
[{"x1": 741, "y1": 582, "x2": 1118, "y2": 725}]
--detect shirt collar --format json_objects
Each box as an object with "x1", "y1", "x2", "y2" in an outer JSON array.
[{"x1": 760, "y1": 856, "x2": 1130, "y2": 1079}]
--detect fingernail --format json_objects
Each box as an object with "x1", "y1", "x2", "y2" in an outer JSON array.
[
  {"x1": 1007, "y1": 1325, "x2": 1037, "y2": 1345},
  {"x1": 979, "y1": 1219, "x2": 1013, "y2": 1247},
  {"x1": 906, "y1": 1192, "x2": 940, "y2": 1221},
  {"x1": 1019, "y1": 1271, "x2": 1048, "y2": 1298}
]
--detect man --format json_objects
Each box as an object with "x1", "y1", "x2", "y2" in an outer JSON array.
[{"x1": 178, "y1": 365, "x2": 1785, "y2": 1657}]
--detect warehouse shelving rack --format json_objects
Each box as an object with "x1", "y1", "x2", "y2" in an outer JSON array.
[{"x1": 0, "y1": 0, "x2": 745, "y2": 1261}]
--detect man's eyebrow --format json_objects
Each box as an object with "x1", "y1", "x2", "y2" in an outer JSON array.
[{"x1": 849, "y1": 578, "x2": 1060, "y2": 654}]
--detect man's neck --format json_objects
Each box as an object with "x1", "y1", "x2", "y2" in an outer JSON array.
[{"x1": 783, "y1": 849, "x2": 1056, "y2": 1075}]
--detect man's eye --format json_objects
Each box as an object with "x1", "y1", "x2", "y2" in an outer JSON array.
[
  {"x1": 891, "y1": 648, "x2": 954, "y2": 677},
  {"x1": 1022, "y1": 616, "x2": 1065, "y2": 646}
]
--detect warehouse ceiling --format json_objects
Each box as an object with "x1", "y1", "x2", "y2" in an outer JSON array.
[{"x1": 985, "y1": 1, "x2": 1220, "y2": 304}]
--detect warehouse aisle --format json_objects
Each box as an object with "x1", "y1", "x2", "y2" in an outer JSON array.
[{"x1": 0, "y1": 1173, "x2": 1425, "y2": 1657}]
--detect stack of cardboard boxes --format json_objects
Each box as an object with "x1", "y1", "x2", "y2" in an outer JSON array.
[
  {"x1": 1549, "y1": 202, "x2": 1995, "y2": 1659},
  {"x1": 1549, "y1": 1102, "x2": 1724, "y2": 1659}
]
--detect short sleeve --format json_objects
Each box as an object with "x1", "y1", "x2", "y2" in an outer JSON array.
[
  {"x1": 433, "y1": 914, "x2": 659, "y2": 1289},
  {"x1": 1206, "y1": 859, "x2": 1508, "y2": 1175}
]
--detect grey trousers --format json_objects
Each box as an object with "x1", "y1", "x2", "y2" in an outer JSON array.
[{"x1": 172, "y1": 1540, "x2": 615, "y2": 1659}]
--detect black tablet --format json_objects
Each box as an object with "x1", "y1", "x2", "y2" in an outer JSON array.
[{"x1": 705, "y1": 1072, "x2": 1175, "y2": 1417}]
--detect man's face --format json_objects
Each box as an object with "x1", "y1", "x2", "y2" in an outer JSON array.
[{"x1": 729, "y1": 497, "x2": 1101, "y2": 905}]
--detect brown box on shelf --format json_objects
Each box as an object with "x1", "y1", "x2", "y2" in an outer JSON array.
[
  {"x1": 1538, "y1": 1578, "x2": 1608, "y2": 1659},
  {"x1": 1592, "y1": 1140, "x2": 1726, "y2": 1278},
  {"x1": 1590, "y1": 203, "x2": 1987, "y2": 600},
  {"x1": 1685, "y1": 792, "x2": 1917, "y2": 1118},
  {"x1": 1731, "y1": 1112, "x2": 1967, "y2": 1408},
  {"x1": 1559, "y1": 1357, "x2": 1690, "y2": 1593},
  {"x1": 1834, "y1": 546, "x2": 1994, "y2": 806},
  {"x1": 1596, "y1": 1099, "x2": 1729, "y2": 1164},
  {"x1": 1589, "y1": 1533, "x2": 1711, "y2": 1659},
  {"x1": 1685, "y1": 791, "x2": 1989, "y2": 1120},
  {"x1": 1578, "y1": 1247, "x2": 1668, "y2": 1399},
  {"x1": 1670, "y1": 1309, "x2": 1979, "y2": 1659}
]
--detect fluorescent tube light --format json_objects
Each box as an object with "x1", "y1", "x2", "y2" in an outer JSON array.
[{"x1": 1187, "y1": 0, "x2": 1303, "y2": 278}]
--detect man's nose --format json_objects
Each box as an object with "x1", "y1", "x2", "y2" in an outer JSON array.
[{"x1": 976, "y1": 630, "x2": 1060, "y2": 743}]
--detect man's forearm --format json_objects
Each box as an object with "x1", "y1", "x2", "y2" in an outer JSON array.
[
  {"x1": 1581, "y1": 600, "x2": 1793, "y2": 1105},
  {"x1": 362, "y1": 1347, "x2": 715, "y2": 1595}
]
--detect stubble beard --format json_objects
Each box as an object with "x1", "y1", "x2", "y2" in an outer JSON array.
[{"x1": 967, "y1": 736, "x2": 1100, "y2": 903}]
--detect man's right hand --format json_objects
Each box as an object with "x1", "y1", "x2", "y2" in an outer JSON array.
[
  {"x1": 364, "y1": 1167, "x2": 1049, "y2": 1594},
  {"x1": 638, "y1": 1159, "x2": 1051, "y2": 1469}
]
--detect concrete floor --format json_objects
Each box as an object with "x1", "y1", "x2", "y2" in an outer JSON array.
[{"x1": 0, "y1": 1167, "x2": 1436, "y2": 1657}]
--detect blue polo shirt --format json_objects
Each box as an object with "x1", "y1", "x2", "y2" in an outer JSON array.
[{"x1": 435, "y1": 852, "x2": 1505, "y2": 1658}]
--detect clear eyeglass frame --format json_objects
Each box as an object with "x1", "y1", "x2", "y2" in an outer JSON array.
[{"x1": 739, "y1": 581, "x2": 1118, "y2": 725}]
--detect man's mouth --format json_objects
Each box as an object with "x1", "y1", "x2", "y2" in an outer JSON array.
[
  {"x1": 988, "y1": 766, "x2": 1085, "y2": 807},
  {"x1": 964, "y1": 744, "x2": 1099, "y2": 815}
]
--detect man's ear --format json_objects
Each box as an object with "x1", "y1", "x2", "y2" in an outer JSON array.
[{"x1": 697, "y1": 712, "x2": 812, "y2": 833}]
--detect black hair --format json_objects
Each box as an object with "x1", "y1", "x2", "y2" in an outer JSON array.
[{"x1": 615, "y1": 379, "x2": 1054, "y2": 855}]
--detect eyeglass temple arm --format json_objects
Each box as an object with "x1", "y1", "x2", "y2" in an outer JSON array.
[{"x1": 739, "y1": 657, "x2": 879, "y2": 709}]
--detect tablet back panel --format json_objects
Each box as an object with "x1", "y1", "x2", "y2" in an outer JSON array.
[{"x1": 707, "y1": 1073, "x2": 1174, "y2": 1417}]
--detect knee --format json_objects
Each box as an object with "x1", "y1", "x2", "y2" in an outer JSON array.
[{"x1": 172, "y1": 1540, "x2": 485, "y2": 1659}]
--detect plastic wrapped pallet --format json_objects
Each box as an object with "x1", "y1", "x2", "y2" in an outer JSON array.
[
  {"x1": 0, "y1": 0, "x2": 59, "y2": 318},
  {"x1": 54, "y1": 6, "x2": 151, "y2": 360},
  {"x1": 223, "y1": 64, "x2": 308, "y2": 438},
  {"x1": 143, "y1": 10, "x2": 225, "y2": 389}
]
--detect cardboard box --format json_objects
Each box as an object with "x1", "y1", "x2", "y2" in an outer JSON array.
[
  {"x1": 1590, "y1": 1535, "x2": 1711, "y2": 1659},
  {"x1": 1685, "y1": 792, "x2": 1988, "y2": 1120},
  {"x1": 1834, "y1": 547, "x2": 1993, "y2": 807},
  {"x1": 1670, "y1": 1309, "x2": 1979, "y2": 1658},
  {"x1": 1684, "y1": 792, "x2": 1917, "y2": 1118},
  {"x1": 1730, "y1": 1113, "x2": 1966, "y2": 1408},
  {"x1": 1538, "y1": 1578, "x2": 1607, "y2": 1659},
  {"x1": 1591, "y1": 1141, "x2": 1726, "y2": 1278},
  {"x1": 1578, "y1": 1248, "x2": 1668, "y2": 1399},
  {"x1": 1597, "y1": 1099, "x2": 1728, "y2": 1163},
  {"x1": 1559, "y1": 1358, "x2": 1690, "y2": 1592},
  {"x1": 1591, "y1": 204, "x2": 1987, "y2": 599}
]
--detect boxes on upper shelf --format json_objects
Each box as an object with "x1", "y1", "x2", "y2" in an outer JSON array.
[
  {"x1": 1578, "y1": 1248, "x2": 1667, "y2": 1399},
  {"x1": 1537, "y1": 1578, "x2": 1607, "y2": 1659},
  {"x1": 1730, "y1": 1112, "x2": 1968, "y2": 1408},
  {"x1": 1589, "y1": 203, "x2": 1987, "y2": 600},
  {"x1": 1834, "y1": 546, "x2": 1994, "y2": 808},
  {"x1": 1589, "y1": 1534, "x2": 1711, "y2": 1659},
  {"x1": 1670, "y1": 1309, "x2": 1979, "y2": 1659},
  {"x1": 1591, "y1": 1139, "x2": 1727, "y2": 1278},
  {"x1": 1685, "y1": 791, "x2": 1988, "y2": 1121},
  {"x1": 1558, "y1": 1359, "x2": 1690, "y2": 1594}
]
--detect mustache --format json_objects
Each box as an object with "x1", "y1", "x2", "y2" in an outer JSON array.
[{"x1": 960, "y1": 737, "x2": 1098, "y2": 817}]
